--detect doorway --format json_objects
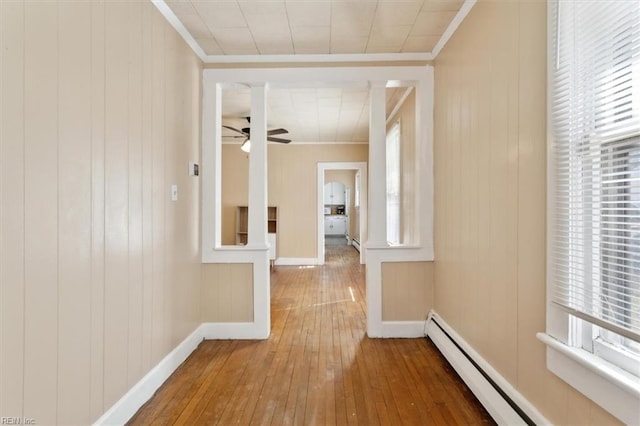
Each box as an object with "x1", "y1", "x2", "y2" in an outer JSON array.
[{"x1": 317, "y1": 162, "x2": 367, "y2": 265}]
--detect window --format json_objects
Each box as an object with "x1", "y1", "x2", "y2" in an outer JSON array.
[
  {"x1": 545, "y1": 0, "x2": 640, "y2": 422},
  {"x1": 386, "y1": 121, "x2": 401, "y2": 244},
  {"x1": 355, "y1": 171, "x2": 360, "y2": 208}
]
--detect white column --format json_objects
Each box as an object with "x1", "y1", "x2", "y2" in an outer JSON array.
[
  {"x1": 247, "y1": 83, "x2": 269, "y2": 247},
  {"x1": 202, "y1": 79, "x2": 221, "y2": 252},
  {"x1": 367, "y1": 80, "x2": 388, "y2": 247}
]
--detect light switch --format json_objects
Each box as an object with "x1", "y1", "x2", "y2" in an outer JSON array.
[
  {"x1": 189, "y1": 161, "x2": 199, "y2": 176},
  {"x1": 171, "y1": 184, "x2": 178, "y2": 201}
]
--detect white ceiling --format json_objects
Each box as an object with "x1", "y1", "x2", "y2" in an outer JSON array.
[
  {"x1": 160, "y1": 0, "x2": 468, "y2": 143},
  {"x1": 165, "y1": 0, "x2": 464, "y2": 56},
  {"x1": 221, "y1": 86, "x2": 408, "y2": 143}
]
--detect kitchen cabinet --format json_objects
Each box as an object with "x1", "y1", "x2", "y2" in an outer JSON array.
[
  {"x1": 324, "y1": 181, "x2": 345, "y2": 205},
  {"x1": 324, "y1": 216, "x2": 347, "y2": 236}
]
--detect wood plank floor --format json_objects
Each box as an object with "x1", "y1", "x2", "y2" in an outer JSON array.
[{"x1": 128, "y1": 245, "x2": 495, "y2": 425}]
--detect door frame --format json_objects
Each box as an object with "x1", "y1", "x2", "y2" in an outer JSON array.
[{"x1": 317, "y1": 162, "x2": 368, "y2": 265}]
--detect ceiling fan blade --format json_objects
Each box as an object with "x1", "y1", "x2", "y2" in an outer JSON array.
[
  {"x1": 267, "y1": 128, "x2": 289, "y2": 136},
  {"x1": 267, "y1": 136, "x2": 292, "y2": 144},
  {"x1": 222, "y1": 125, "x2": 247, "y2": 135},
  {"x1": 222, "y1": 135, "x2": 247, "y2": 138}
]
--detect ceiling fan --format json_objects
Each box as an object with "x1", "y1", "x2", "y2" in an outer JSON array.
[{"x1": 222, "y1": 117, "x2": 291, "y2": 153}]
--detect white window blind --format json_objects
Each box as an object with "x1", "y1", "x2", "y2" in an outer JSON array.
[
  {"x1": 550, "y1": 1, "x2": 640, "y2": 343},
  {"x1": 387, "y1": 121, "x2": 401, "y2": 244}
]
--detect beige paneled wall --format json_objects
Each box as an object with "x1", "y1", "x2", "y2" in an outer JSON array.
[
  {"x1": 382, "y1": 262, "x2": 433, "y2": 321},
  {"x1": 201, "y1": 264, "x2": 254, "y2": 322},
  {"x1": 221, "y1": 143, "x2": 368, "y2": 258},
  {"x1": 433, "y1": 1, "x2": 620, "y2": 424},
  {"x1": 0, "y1": 2, "x2": 202, "y2": 424},
  {"x1": 324, "y1": 169, "x2": 357, "y2": 238}
]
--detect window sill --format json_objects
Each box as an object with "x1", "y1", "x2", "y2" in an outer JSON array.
[{"x1": 536, "y1": 332, "x2": 640, "y2": 425}]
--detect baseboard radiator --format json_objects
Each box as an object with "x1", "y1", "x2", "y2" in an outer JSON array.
[
  {"x1": 425, "y1": 311, "x2": 548, "y2": 426},
  {"x1": 351, "y1": 238, "x2": 360, "y2": 252}
]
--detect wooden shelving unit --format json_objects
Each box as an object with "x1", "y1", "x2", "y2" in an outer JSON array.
[
  {"x1": 236, "y1": 206, "x2": 278, "y2": 261},
  {"x1": 236, "y1": 206, "x2": 249, "y2": 245}
]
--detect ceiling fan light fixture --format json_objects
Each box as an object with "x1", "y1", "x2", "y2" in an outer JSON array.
[{"x1": 241, "y1": 139, "x2": 251, "y2": 153}]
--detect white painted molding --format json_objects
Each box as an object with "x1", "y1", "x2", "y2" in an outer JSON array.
[
  {"x1": 221, "y1": 141, "x2": 369, "y2": 146},
  {"x1": 431, "y1": 0, "x2": 478, "y2": 58},
  {"x1": 201, "y1": 52, "x2": 433, "y2": 64},
  {"x1": 201, "y1": 322, "x2": 270, "y2": 340},
  {"x1": 151, "y1": 0, "x2": 206, "y2": 61},
  {"x1": 537, "y1": 333, "x2": 640, "y2": 425},
  {"x1": 274, "y1": 257, "x2": 319, "y2": 266},
  {"x1": 426, "y1": 312, "x2": 551, "y2": 426},
  {"x1": 93, "y1": 325, "x2": 206, "y2": 426},
  {"x1": 386, "y1": 87, "x2": 415, "y2": 126},
  {"x1": 381, "y1": 321, "x2": 426, "y2": 338}
]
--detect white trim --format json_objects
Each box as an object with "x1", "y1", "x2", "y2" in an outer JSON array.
[
  {"x1": 365, "y1": 66, "x2": 434, "y2": 338},
  {"x1": 201, "y1": 322, "x2": 271, "y2": 340},
  {"x1": 150, "y1": 0, "x2": 206, "y2": 61},
  {"x1": 537, "y1": 333, "x2": 640, "y2": 425},
  {"x1": 316, "y1": 162, "x2": 368, "y2": 266},
  {"x1": 366, "y1": 247, "x2": 434, "y2": 337},
  {"x1": 274, "y1": 257, "x2": 319, "y2": 266},
  {"x1": 203, "y1": 66, "x2": 433, "y2": 341},
  {"x1": 93, "y1": 325, "x2": 206, "y2": 426},
  {"x1": 352, "y1": 239, "x2": 360, "y2": 252},
  {"x1": 431, "y1": 0, "x2": 478, "y2": 58},
  {"x1": 202, "y1": 52, "x2": 432, "y2": 64},
  {"x1": 426, "y1": 312, "x2": 551, "y2": 426},
  {"x1": 386, "y1": 87, "x2": 414, "y2": 126},
  {"x1": 221, "y1": 140, "x2": 369, "y2": 146},
  {"x1": 380, "y1": 321, "x2": 426, "y2": 338}
]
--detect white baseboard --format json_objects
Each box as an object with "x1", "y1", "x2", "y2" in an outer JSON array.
[
  {"x1": 93, "y1": 324, "x2": 205, "y2": 426},
  {"x1": 274, "y1": 257, "x2": 319, "y2": 266},
  {"x1": 379, "y1": 321, "x2": 426, "y2": 338},
  {"x1": 201, "y1": 321, "x2": 270, "y2": 340},
  {"x1": 425, "y1": 311, "x2": 549, "y2": 426},
  {"x1": 352, "y1": 239, "x2": 360, "y2": 252}
]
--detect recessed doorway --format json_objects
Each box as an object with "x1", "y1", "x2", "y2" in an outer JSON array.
[{"x1": 317, "y1": 162, "x2": 367, "y2": 265}]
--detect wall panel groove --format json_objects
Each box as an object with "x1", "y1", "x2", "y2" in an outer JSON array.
[{"x1": 0, "y1": 2, "x2": 202, "y2": 423}]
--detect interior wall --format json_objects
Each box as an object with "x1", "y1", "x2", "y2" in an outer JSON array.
[
  {"x1": 433, "y1": 1, "x2": 620, "y2": 424},
  {"x1": 382, "y1": 261, "x2": 433, "y2": 321},
  {"x1": 0, "y1": 2, "x2": 202, "y2": 424},
  {"x1": 221, "y1": 143, "x2": 368, "y2": 258},
  {"x1": 201, "y1": 263, "x2": 253, "y2": 322},
  {"x1": 324, "y1": 169, "x2": 357, "y2": 238}
]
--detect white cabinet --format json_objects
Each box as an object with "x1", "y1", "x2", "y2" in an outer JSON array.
[
  {"x1": 324, "y1": 216, "x2": 347, "y2": 236},
  {"x1": 333, "y1": 217, "x2": 346, "y2": 235},
  {"x1": 324, "y1": 217, "x2": 330, "y2": 234},
  {"x1": 324, "y1": 182, "x2": 345, "y2": 205}
]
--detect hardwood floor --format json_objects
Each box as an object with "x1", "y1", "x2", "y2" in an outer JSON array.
[{"x1": 128, "y1": 246, "x2": 494, "y2": 425}]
